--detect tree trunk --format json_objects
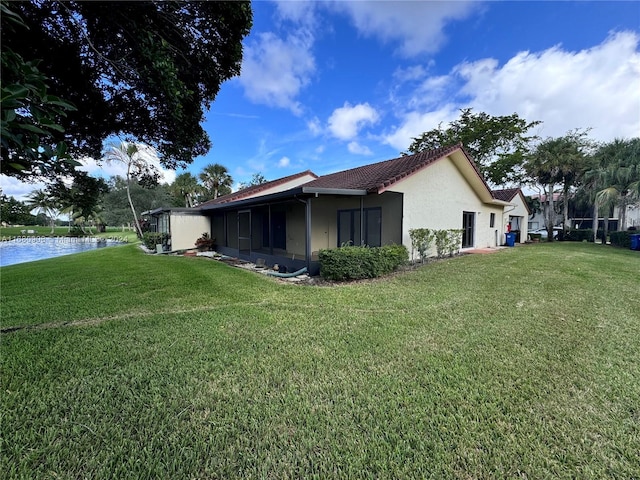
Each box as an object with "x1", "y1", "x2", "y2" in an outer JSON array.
[
  {"x1": 126, "y1": 163, "x2": 143, "y2": 238},
  {"x1": 592, "y1": 202, "x2": 599, "y2": 243},
  {"x1": 618, "y1": 195, "x2": 627, "y2": 232},
  {"x1": 602, "y1": 205, "x2": 609, "y2": 245},
  {"x1": 562, "y1": 184, "x2": 570, "y2": 232},
  {"x1": 547, "y1": 184, "x2": 555, "y2": 242}
]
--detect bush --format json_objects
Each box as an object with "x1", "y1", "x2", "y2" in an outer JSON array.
[
  {"x1": 195, "y1": 232, "x2": 216, "y2": 251},
  {"x1": 319, "y1": 244, "x2": 409, "y2": 281},
  {"x1": 409, "y1": 228, "x2": 433, "y2": 263},
  {"x1": 142, "y1": 232, "x2": 170, "y2": 251},
  {"x1": 610, "y1": 231, "x2": 632, "y2": 248}
]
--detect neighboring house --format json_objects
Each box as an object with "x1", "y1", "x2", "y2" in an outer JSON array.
[{"x1": 492, "y1": 188, "x2": 531, "y2": 243}]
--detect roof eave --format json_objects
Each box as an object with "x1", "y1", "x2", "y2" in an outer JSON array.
[{"x1": 302, "y1": 187, "x2": 368, "y2": 196}]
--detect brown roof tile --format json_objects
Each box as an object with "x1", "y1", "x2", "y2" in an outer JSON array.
[
  {"x1": 303, "y1": 144, "x2": 468, "y2": 193},
  {"x1": 492, "y1": 188, "x2": 521, "y2": 202},
  {"x1": 199, "y1": 170, "x2": 318, "y2": 207}
]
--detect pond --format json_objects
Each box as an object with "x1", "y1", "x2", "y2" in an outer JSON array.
[{"x1": 0, "y1": 236, "x2": 126, "y2": 267}]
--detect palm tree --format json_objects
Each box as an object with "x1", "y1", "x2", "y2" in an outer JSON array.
[
  {"x1": 594, "y1": 138, "x2": 640, "y2": 233},
  {"x1": 25, "y1": 189, "x2": 58, "y2": 233},
  {"x1": 170, "y1": 172, "x2": 201, "y2": 207},
  {"x1": 199, "y1": 163, "x2": 233, "y2": 200},
  {"x1": 102, "y1": 140, "x2": 161, "y2": 238}
]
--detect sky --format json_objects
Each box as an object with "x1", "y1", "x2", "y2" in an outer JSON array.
[{"x1": 2, "y1": 0, "x2": 640, "y2": 201}]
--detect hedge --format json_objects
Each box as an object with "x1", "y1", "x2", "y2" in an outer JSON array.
[
  {"x1": 610, "y1": 231, "x2": 633, "y2": 248},
  {"x1": 319, "y1": 244, "x2": 409, "y2": 281}
]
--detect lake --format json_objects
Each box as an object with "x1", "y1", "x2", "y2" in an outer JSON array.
[{"x1": 0, "y1": 236, "x2": 126, "y2": 267}]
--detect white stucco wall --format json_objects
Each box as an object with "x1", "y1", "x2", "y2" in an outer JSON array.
[
  {"x1": 169, "y1": 213, "x2": 211, "y2": 251},
  {"x1": 389, "y1": 155, "x2": 505, "y2": 252},
  {"x1": 503, "y1": 193, "x2": 529, "y2": 243}
]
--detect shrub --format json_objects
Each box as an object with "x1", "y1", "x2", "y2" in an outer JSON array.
[
  {"x1": 195, "y1": 232, "x2": 216, "y2": 251},
  {"x1": 142, "y1": 232, "x2": 170, "y2": 251},
  {"x1": 409, "y1": 228, "x2": 433, "y2": 263},
  {"x1": 319, "y1": 244, "x2": 408, "y2": 281},
  {"x1": 610, "y1": 231, "x2": 632, "y2": 248},
  {"x1": 434, "y1": 229, "x2": 463, "y2": 258}
]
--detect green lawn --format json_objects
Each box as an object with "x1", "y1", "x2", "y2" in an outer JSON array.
[{"x1": 1, "y1": 243, "x2": 639, "y2": 479}]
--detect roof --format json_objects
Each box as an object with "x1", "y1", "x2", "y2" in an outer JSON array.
[
  {"x1": 199, "y1": 145, "x2": 509, "y2": 212},
  {"x1": 303, "y1": 144, "x2": 469, "y2": 193},
  {"x1": 492, "y1": 188, "x2": 521, "y2": 202},
  {"x1": 492, "y1": 187, "x2": 531, "y2": 214},
  {"x1": 198, "y1": 170, "x2": 318, "y2": 207}
]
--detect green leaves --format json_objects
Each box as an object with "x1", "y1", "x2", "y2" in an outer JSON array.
[{"x1": 406, "y1": 108, "x2": 541, "y2": 186}]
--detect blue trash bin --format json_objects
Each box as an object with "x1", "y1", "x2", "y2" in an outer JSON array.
[
  {"x1": 505, "y1": 232, "x2": 516, "y2": 247},
  {"x1": 630, "y1": 234, "x2": 640, "y2": 251}
]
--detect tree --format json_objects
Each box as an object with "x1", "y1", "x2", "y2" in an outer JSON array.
[
  {"x1": 169, "y1": 172, "x2": 201, "y2": 208},
  {"x1": 50, "y1": 172, "x2": 109, "y2": 234},
  {"x1": 238, "y1": 172, "x2": 268, "y2": 190},
  {"x1": 1, "y1": 2, "x2": 78, "y2": 180},
  {"x1": 199, "y1": 163, "x2": 233, "y2": 200},
  {"x1": 406, "y1": 108, "x2": 541, "y2": 185},
  {"x1": 0, "y1": 194, "x2": 36, "y2": 225},
  {"x1": 2, "y1": 1, "x2": 252, "y2": 176},
  {"x1": 102, "y1": 141, "x2": 161, "y2": 237},
  {"x1": 25, "y1": 189, "x2": 58, "y2": 233},
  {"x1": 102, "y1": 176, "x2": 172, "y2": 227},
  {"x1": 593, "y1": 138, "x2": 640, "y2": 234},
  {"x1": 525, "y1": 131, "x2": 594, "y2": 241}
]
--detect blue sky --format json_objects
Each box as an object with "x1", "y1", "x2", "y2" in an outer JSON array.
[{"x1": 3, "y1": 0, "x2": 640, "y2": 199}]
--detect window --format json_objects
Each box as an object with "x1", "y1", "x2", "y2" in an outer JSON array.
[
  {"x1": 490, "y1": 213, "x2": 495, "y2": 228},
  {"x1": 337, "y1": 207, "x2": 381, "y2": 247}
]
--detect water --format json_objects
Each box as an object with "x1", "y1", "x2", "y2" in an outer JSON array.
[{"x1": 0, "y1": 236, "x2": 126, "y2": 267}]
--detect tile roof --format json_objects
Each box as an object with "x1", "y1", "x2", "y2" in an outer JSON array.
[
  {"x1": 492, "y1": 188, "x2": 521, "y2": 202},
  {"x1": 303, "y1": 144, "x2": 471, "y2": 193},
  {"x1": 199, "y1": 170, "x2": 318, "y2": 207}
]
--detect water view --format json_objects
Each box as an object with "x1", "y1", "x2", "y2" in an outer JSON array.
[{"x1": 0, "y1": 236, "x2": 126, "y2": 267}]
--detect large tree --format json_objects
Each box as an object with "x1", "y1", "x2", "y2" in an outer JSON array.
[
  {"x1": 525, "y1": 131, "x2": 594, "y2": 241},
  {"x1": 102, "y1": 141, "x2": 162, "y2": 237},
  {"x1": 169, "y1": 172, "x2": 201, "y2": 208},
  {"x1": 1, "y1": 0, "x2": 252, "y2": 178},
  {"x1": 199, "y1": 163, "x2": 233, "y2": 200},
  {"x1": 406, "y1": 108, "x2": 541, "y2": 186},
  {"x1": 592, "y1": 138, "x2": 640, "y2": 234}
]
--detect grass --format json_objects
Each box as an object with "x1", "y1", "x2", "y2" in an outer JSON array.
[{"x1": 1, "y1": 243, "x2": 639, "y2": 479}]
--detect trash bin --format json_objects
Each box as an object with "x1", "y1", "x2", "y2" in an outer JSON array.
[
  {"x1": 505, "y1": 232, "x2": 516, "y2": 247},
  {"x1": 631, "y1": 234, "x2": 640, "y2": 251}
]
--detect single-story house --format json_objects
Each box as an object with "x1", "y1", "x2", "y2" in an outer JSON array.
[
  {"x1": 492, "y1": 188, "x2": 531, "y2": 243},
  {"x1": 147, "y1": 144, "x2": 524, "y2": 275}
]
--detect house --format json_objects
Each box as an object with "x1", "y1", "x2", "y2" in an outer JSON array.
[
  {"x1": 492, "y1": 188, "x2": 531, "y2": 243},
  {"x1": 147, "y1": 144, "x2": 522, "y2": 275}
]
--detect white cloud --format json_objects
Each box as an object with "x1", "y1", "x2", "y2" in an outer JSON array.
[
  {"x1": 307, "y1": 116, "x2": 323, "y2": 136},
  {"x1": 329, "y1": 1, "x2": 481, "y2": 57},
  {"x1": 453, "y1": 31, "x2": 640, "y2": 142},
  {"x1": 277, "y1": 156, "x2": 291, "y2": 167},
  {"x1": 328, "y1": 102, "x2": 380, "y2": 140},
  {"x1": 384, "y1": 31, "x2": 640, "y2": 150},
  {"x1": 347, "y1": 141, "x2": 373, "y2": 155},
  {"x1": 239, "y1": 30, "x2": 316, "y2": 115},
  {"x1": 383, "y1": 106, "x2": 460, "y2": 151},
  {"x1": 81, "y1": 155, "x2": 176, "y2": 185},
  {"x1": 0, "y1": 175, "x2": 47, "y2": 202}
]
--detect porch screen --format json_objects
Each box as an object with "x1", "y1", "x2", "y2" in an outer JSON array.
[{"x1": 337, "y1": 207, "x2": 381, "y2": 247}]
